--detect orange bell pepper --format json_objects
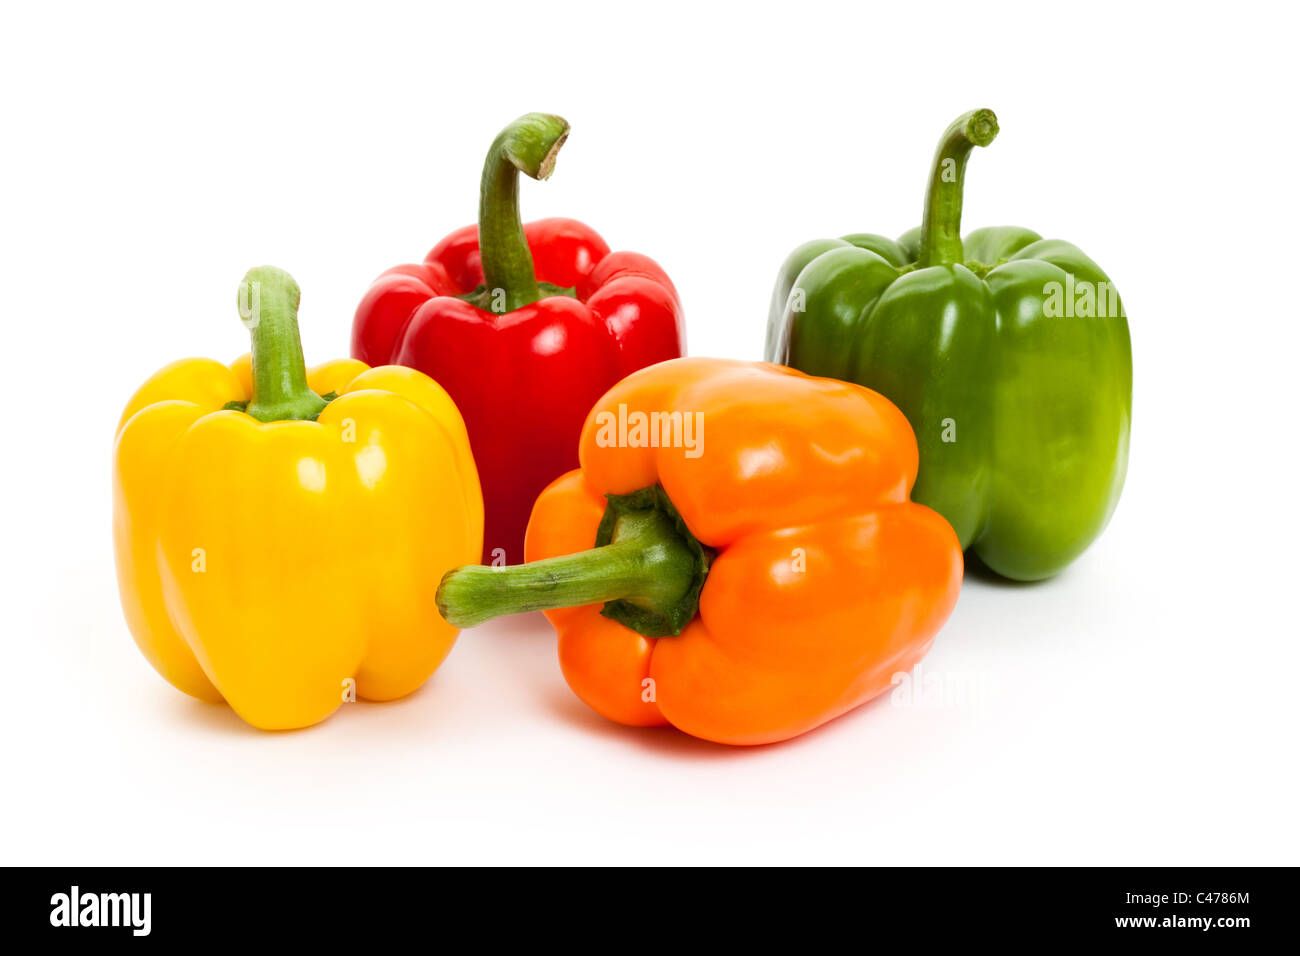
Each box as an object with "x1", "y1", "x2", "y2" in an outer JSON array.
[{"x1": 437, "y1": 357, "x2": 963, "y2": 745}]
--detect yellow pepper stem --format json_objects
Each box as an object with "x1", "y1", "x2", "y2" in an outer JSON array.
[{"x1": 237, "y1": 265, "x2": 328, "y2": 422}]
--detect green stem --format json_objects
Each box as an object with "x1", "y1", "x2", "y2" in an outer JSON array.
[
  {"x1": 237, "y1": 266, "x2": 327, "y2": 422},
  {"x1": 437, "y1": 486, "x2": 712, "y2": 637},
  {"x1": 437, "y1": 520, "x2": 682, "y2": 624},
  {"x1": 917, "y1": 108, "x2": 999, "y2": 268},
  {"x1": 477, "y1": 113, "x2": 570, "y2": 313}
]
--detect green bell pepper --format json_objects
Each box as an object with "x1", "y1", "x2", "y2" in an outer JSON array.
[{"x1": 765, "y1": 109, "x2": 1131, "y2": 581}]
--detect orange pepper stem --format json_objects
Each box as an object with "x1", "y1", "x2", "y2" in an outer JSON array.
[
  {"x1": 237, "y1": 266, "x2": 328, "y2": 423},
  {"x1": 436, "y1": 485, "x2": 713, "y2": 637}
]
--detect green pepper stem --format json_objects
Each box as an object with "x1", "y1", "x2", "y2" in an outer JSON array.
[
  {"x1": 477, "y1": 113, "x2": 570, "y2": 313},
  {"x1": 437, "y1": 504, "x2": 702, "y2": 635},
  {"x1": 917, "y1": 109, "x2": 998, "y2": 268},
  {"x1": 238, "y1": 266, "x2": 327, "y2": 423}
]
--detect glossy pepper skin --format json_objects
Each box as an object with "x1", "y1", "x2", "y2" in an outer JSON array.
[
  {"x1": 437, "y1": 358, "x2": 963, "y2": 746},
  {"x1": 352, "y1": 113, "x2": 684, "y2": 566},
  {"x1": 114, "y1": 267, "x2": 483, "y2": 730},
  {"x1": 766, "y1": 110, "x2": 1131, "y2": 581}
]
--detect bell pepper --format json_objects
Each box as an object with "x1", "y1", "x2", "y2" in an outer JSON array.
[
  {"x1": 765, "y1": 109, "x2": 1132, "y2": 581},
  {"x1": 351, "y1": 112, "x2": 684, "y2": 566},
  {"x1": 113, "y1": 266, "x2": 483, "y2": 730},
  {"x1": 436, "y1": 358, "x2": 962, "y2": 746}
]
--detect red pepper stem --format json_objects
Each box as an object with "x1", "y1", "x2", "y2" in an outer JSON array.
[
  {"x1": 238, "y1": 266, "x2": 327, "y2": 423},
  {"x1": 477, "y1": 113, "x2": 570, "y2": 314},
  {"x1": 917, "y1": 109, "x2": 999, "y2": 269}
]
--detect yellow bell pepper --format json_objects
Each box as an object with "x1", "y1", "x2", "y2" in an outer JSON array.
[{"x1": 113, "y1": 266, "x2": 483, "y2": 729}]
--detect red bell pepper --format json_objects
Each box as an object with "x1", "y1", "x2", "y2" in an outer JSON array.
[{"x1": 352, "y1": 113, "x2": 684, "y2": 564}]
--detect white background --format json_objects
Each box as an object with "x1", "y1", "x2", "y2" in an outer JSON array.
[{"x1": 3, "y1": 1, "x2": 1297, "y2": 865}]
